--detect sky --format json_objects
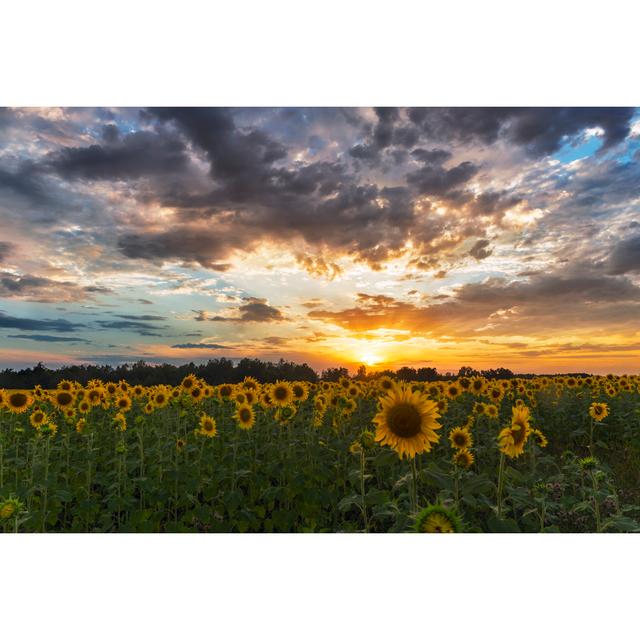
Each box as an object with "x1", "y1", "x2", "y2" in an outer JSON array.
[{"x1": 0, "y1": 107, "x2": 639, "y2": 374}]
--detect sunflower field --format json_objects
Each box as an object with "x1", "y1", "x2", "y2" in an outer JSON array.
[{"x1": 1, "y1": 374, "x2": 639, "y2": 533}]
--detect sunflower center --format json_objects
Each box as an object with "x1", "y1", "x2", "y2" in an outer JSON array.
[
  {"x1": 10, "y1": 393, "x2": 28, "y2": 407},
  {"x1": 274, "y1": 387, "x2": 288, "y2": 400},
  {"x1": 240, "y1": 408, "x2": 251, "y2": 421},
  {"x1": 57, "y1": 392, "x2": 73, "y2": 406},
  {"x1": 387, "y1": 402, "x2": 422, "y2": 438}
]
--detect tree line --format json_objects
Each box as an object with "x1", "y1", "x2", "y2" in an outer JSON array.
[{"x1": 0, "y1": 358, "x2": 583, "y2": 389}]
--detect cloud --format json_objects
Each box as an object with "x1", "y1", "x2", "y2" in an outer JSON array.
[
  {"x1": 115, "y1": 314, "x2": 166, "y2": 321},
  {"x1": 47, "y1": 130, "x2": 190, "y2": 180},
  {"x1": 607, "y1": 235, "x2": 640, "y2": 274},
  {"x1": 0, "y1": 241, "x2": 15, "y2": 262},
  {"x1": 207, "y1": 297, "x2": 284, "y2": 322},
  {"x1": 95, "y1": 320, "x2": 168, "y2": 336},
  {"x1": 171, "y1": 342, "x2": 231, "y2": 350},
  {"x1": 0, "y1": 312, "x2": 85, "y2": 332},
  {"x1": 7, "y1": 334, "x2": 89, "y2": 343},
  {"x1": 0, "y1": 272, "x2": 109, "y2": 303},
  {"x1": 468, "y1": 238, "x2": 493, "y2": 261}
]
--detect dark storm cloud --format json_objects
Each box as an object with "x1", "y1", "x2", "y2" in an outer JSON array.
[
  {"x1": 47, "y1": 130, "x2": 190, "y2": 180},
  {"x1": 7, "y1": 334, "x2": 89, "y2": 343},
  {"x1": 0, "y1": 164, "x2": 51, "y2": 205},
  {"x1": 607, "y1": 235, "x2": 640, "y2": 274},
  {"x1": 407, "y1": 107, "x2": 636, "y2": 156},
  {"x1": 118, "y1": 229, "x2": 233, "y2": 271},
  {"x1": 406, "y1": 158, "x2": 479, "y2": 198},
  {"x1": 0, "y1": 312, "x2": 85, "y2": 332}
]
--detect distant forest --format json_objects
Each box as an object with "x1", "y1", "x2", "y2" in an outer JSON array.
[{"x1": 0, "y1": 358, "x2": 567, "y2": 388}]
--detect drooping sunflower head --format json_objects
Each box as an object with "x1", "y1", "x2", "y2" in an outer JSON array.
[
  {"x1": 0, "y1": 497, "x2": 24, "y2": 520},
  {"x1": 497, "y1": 405, "x2": 531, "y2": 458},
  {"x1": 6, "y1": 391, "x2": 32, "y2": 414},
  {"x1": 415, "y1": 504, "x2": 462, "y2": 533},
  {"x1": 374, "y1": 384, "x2": 442, "y2": 459},
  {"x1": 449, "y1": 426, "x2": 473, "y2": 450}
]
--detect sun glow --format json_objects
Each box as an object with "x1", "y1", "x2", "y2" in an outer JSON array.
[{"x1": 359, "y1": 350, "x2": 382, "y2": 367}]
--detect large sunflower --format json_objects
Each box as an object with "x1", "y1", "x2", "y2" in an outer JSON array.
[
  {"x1": 5, "y1": 391, "x2": 32, "y2": 414},
  {"x1": 497, "y1": 405, "x2": 531, "y2": 458},
  {"x1": 373, "y1": 384, "x2": 442, "y2": 459}
]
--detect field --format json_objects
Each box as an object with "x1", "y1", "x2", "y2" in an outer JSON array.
[{"x1": 1, "y1": 374, "x2": 639, "y2": 533}]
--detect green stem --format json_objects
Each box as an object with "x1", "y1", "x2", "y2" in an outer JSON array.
[
  {"x1": 410, "y1": 457, "x2": 418, "y2": 513},
  {"x1": 359, "y1": 448, "x2": 369, "y2": 532},
  {"x1": 497, "y1": 452, "x2": 506, "y2": 519}
]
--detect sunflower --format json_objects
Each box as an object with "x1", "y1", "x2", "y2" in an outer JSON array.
[
  {"x1": 51, "y1": 389, "x2": 75, "y2": 410},
  {"x1": 6, "y1": 391, "x2": 32, "y2": 414},
  {"x1": 218, "y1": 384, "x2": 234, "y2": 401},
  {"x1": 76, "y1": 418, "x2": 87, "y2": 434},
  {"x1": 531, "y1": 428, "x2": 548, "y2": 448},
  {"x1": 78, "y1": 400, "x2": 91, "y2": 414},
  {"x1": 30, "y1": 409, "x2": 49, "y2": 428},
  {"x1": 105, "y1": 382, "x2": 118, "y2": 396},
  {"x1": 589, "y1": 402, "x2": 609, "y2": 421},
  {"x1": 176, "y1": 438, "x2": 186, "y2": 452},
  {"x1": 497, "y1": 405, "x2": 531, "y2": 458},
  {"x1": 449, "y1": 426, "x2": 473, "y2": 450},
  {"x1": 42, "y1": 422, "x2": 58, "y2": 436},
  {"x1": 189, "y1": 385, "x2": 204, "y2": 403},
  {"x1": 485, "y1": 404, "x2": 499, "y2": 419},
  {"x1": 234, "y1": 404, "x2": 255, "y2": 430},
  {"x1": 0, "y1": 497, "x2": 24, "y2": 520},
  {"x1": 291, "y1": 382, "x2": 309, "y2": 402},
  {"x1": 113, "y1": 412, "x2": 127, "y2": 432},
  {"x1": 378, "y1": 375, "x2": 395, "y2": 393},
  {"x1": 181, "y1": 374, "x2": 198, "y2": 390},
  {"x1": 86, "y1": 388, "x2": 103, "y2": 406},
  {"x1": 57, "y1": 379, "x2": 74, "y2": 391},
  {"x1": 198, "y1": 414, "x2": 218, "y2": 438},
  {"x1": 445, "y1": 383, "x2": 461, "y2": 400},
  {"x1": 415, "y1": 504, "x2": 461, "y2": 533},
  {"x1": 373, "y1": 384, "x2": 442, "y2": 459},
  {"x1": 270, "y1": 381, "x2": 294, "y2": 407},
  {"x1": 243, "y1": 390, "x2": 257, "y2": 405},
  {"x1": 153, "y1": 389, "x2": 169, "y2": 408},
  {"x1": 115, "y1": 394, "x2": 132, "y2": 412},
  {"x1": 144, "y1": 402, "x2": 154, "y2": 415},
  {"x1": 453, "y1": 448, "x2": 475, "y2": 469},
  {"x1": 470, "y1": 377, "x2": 487, "y2": 395},
  {"x1": 242, "y1": 376, "x2": 260, "y2": 391}
]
